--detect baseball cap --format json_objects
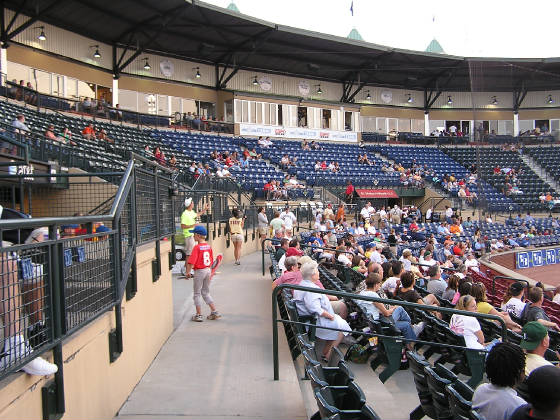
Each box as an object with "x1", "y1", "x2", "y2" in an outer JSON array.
[
  {"x1": 525, "y1": 365, "x2": 560, "y2": 410},
  {"x1": 184, "y1": 197, "x2": 193, "y2": 207},
  {"x1": 520, "y1": 321, "x2": 548, "y2": 351},
  {"x1": 190, "y1": 225, "x2": 207, "y2": 236},
  {"x1": 424, "y1": 251, "x2": 432, "y2": 257},
  {"x1": 510, "y1": 282, "x2": 525, "y2": 295}
]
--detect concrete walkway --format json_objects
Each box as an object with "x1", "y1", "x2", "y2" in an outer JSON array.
[{"x1": 116, "y1": 251, "x2": 307, "y2": 420}]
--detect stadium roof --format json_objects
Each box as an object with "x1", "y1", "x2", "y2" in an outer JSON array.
[{"x1": 4, "y1": 0, "x2": 560, "y2": 98}]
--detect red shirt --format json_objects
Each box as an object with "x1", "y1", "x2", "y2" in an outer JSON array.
[
  {"x1": 188, "y1": 243, "x2": 214, "y2": 269},
  {"x1": 345, "y1": 184, "x2": 354, "y2": 195},
  {"x1": 82, "y1": 126, "x2": 95, "y2": 135},
  {"x1": 263, "y1": 183, "x2": 273, "y2": 191}
]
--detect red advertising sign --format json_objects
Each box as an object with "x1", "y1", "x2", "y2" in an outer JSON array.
[{"x1": 355, "y1": 189, "x2": 399, "y2": 199}]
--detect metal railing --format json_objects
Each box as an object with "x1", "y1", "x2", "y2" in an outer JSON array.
[{"x1": 0, "y1": 154, "x2": 175, "y2": 417}]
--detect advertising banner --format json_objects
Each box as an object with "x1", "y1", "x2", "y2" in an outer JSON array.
[{"x1": 238, "y1": 123, "x2": 358, "y2": 142}]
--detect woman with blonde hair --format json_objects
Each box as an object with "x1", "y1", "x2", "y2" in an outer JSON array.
[{"x1": 450, "y1": 295, "x2": 499, "y2": 350}]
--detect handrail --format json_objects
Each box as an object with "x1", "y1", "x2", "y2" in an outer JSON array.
[
  {"x1": 492, "y1": 275, "x2": 530, "y2": 297},
  {"x1": 271, "y1": 282, "x2": 508, "y2": 380}
]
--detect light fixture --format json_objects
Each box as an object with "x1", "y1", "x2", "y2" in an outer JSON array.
[
  {"x1": 143, "y1": 58, "x2": 151, "y2": 71},
  {"x1": 491, "y1": 96, "x2": 498, "y2": 105},
  {"x1": 407, "y1": 94, "x2": 413, "y2": 103},
  {"x1": 447, "y1": 95, "x2": 453, "y2": 105},
  {"x1": 193, "y1": 67, "x2": 201, "y2": 78},
  {"x1": 547, "y1": 95, "x2": 554, "y2": 104},
  {"x1": 365, "y1": 90, "x2": 371, "y2": 100},
  {"x1": 252, "y1": 75, "x2": 258, "y2": 86},
  {"x1": 315, "y1": 84, "x2": 323, "y2": 95},
  {"x1": 91, "y1": 45, "x2": 101, "y2": 59},
  {"x1": 36, "y1": 26, "x2": 46, "y2": 41}
]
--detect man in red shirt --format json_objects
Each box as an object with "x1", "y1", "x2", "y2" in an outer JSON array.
[
  {"x1": 345, "y1": 180, "x2": 355, "y2": 203},
  {"x1": 186, "y1": 225, "x2": 221, "y2": 322},
  {"x1": 82, "y1": 123, "x2": 96, "y2": 140}
]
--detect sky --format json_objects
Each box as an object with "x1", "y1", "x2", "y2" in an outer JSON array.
[{"x1": 203, "y1": 0, "x2": 560, "y2": 58}]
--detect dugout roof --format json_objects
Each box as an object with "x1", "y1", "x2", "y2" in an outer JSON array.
[{"x1": 4, "y1": 0, "x2": 560, "y2": 96}]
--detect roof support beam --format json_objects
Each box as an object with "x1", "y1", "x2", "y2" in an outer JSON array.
[
  {"x1": 217, "y1": 28, "x2": 275, "y2": 89},
  {"x1": 6, "y1": 0, "x2": 66, "y2": 40},
  {"x1": 346, "y1": 81, "x2": 367, "y2": 103},
  {"x1": 513, "y1": 86, "x2": 527, "y2": 113}
]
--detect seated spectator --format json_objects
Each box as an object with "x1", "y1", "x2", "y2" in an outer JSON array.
[
  {"x1": 520, "y1": 321, "x2": 557, "y2": 376},
  {"x1": 215, "y1": 165, "x2": 231, "y2": 178},
  {"x1": 272, "y1": 255, "x2": 302, "y2": 288},
  {"x1": 12, "y1": 114, "x2": 30, "y2": 134},
  {"x1": 7, "y1": 79, "x2": 18, "y2": 99},
  {"x1": 97, "y1": 129, "x2": 114, "y2": 143},
  {"x1": 168, "y1": 155, "x2": 177, "y2": 170},
  {"x1": 553, "y1": 286, "x2": 560, "y2": 304},
  {"x1": 442, "y1": 274, "x2": 460, "y2": 302},
  {"x1": 510, "y1": 365, "x2": 560, "y2": 420},
  {"x1": 293, "y1": 261, "x2": 351, "y2": 361},
  {"x1": 426, "y1": 265, "x2": 447, "y2": 297},
  {"x1": 81, "y1": 123, "x2": 96, "y2": 140},
  {"x1": 501, "y1": 282, "x2": 526, "y2": 319},
  {"x1": 472, "y1": 342, "x2": 526, "y2": 420},
  {"x1": 359, "y1": 273, "x2": 422, "y2": 350},
  {"x1": 471, "y1": 282, "x2": 521, "y2": 332},
  {"x1": 25, "y1": 82, "x2": 37, "y2": 105},
  {"x1": 520, "y1": 286, "x2": 560, "y2": 331},
  {"x1": 44, "y1": 124, "x2": 59, "y2": 141},
  {"x1": 450, "y1": 295, "x2": 499, "y2": 350},
  {"x1": 59, "y1": 127, "x2": 76, "y2": 145},
  {"x1": 396, "y1": 271, "x2": 440, "y2": 307}
]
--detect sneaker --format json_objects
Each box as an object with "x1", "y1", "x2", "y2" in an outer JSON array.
[
  {"x1": 207, "y1": 311, "x2": 222, "y2": 320},
  {"x1": 0, "y1": 335, "x2": 57, "y2": 376},
  {"x1": 412, "y1": 321, "x2": 426, "y2": 337},
  {"x1": 21, "y1": 356, "x2": 58, "y2": 376},
  {"x1": 234, "y1": 260, "x2": 240, "y2": 265},
  {"x1": 191, "y1": 314, "x2": 203, "y2": 322}
]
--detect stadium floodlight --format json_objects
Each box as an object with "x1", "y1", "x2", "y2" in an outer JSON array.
[
  {"x1": 36, "y1": 26, "x2": 46, "y2": 41},
  {"x1": 143, "y1": 58, "x2": 151, "y2": 71},
  {"x1": 447, "y1": 95, "x2": 453, "y2": 105},
  {"x1": 547, "y1": 95, "x2": 554, "y2": 104},
  {"x1": 193, "y1": 67, "x2": 201, "y2": 78},
  {"x1": 315, "y1": 84, "x2": 323, "y2": 95},
  {"x1": 91, "y1": 45, "x2": 101, "y2": 59},
  {"x1": 491, "y1": 96, "x2": 498, "y2": 105},
  {"x1": 252, "y1": 75, "x2": 258, "y2": 85},
  {"x1": 407, "y1": 94, "x2": 413, "y2": 103},
  {"x1": 365, "y1": 90, "x2": 371, "y2": 100}
]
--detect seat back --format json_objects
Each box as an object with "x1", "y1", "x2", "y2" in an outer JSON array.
[
  {"x1": 424, "y1": 364, "x2": 458, "y2": 419},
  {"x1": 407, "y1": 351, "x2": 436, "y2": 419},
  {"x1": 446, "y1": 381, "x2": 474, "y2": 420}
]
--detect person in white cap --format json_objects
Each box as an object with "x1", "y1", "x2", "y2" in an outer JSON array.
[{"x1": 180, "y1": 197, "x2": 209, "y2": 276}]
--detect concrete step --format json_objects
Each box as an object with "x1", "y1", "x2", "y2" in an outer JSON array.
[{"x1": 520, "y1": 153, "x2": 560, "y2": 194}]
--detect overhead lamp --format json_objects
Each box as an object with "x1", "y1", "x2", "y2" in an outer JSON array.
[
  {"x1": 193, "y1": 67, "x2": 201, "y2": 78},
  {"x1": 365, "y1": 90, "x2": 371, "y2": 100},
  {"x1": 143, "y1": 58, "x2": 151, "y2": 71},
  {"x1": 91, "y1": 45, "x2": 101, "y2": 59},
  {"x1": 252, "y1": 75, "x2": 258, "y2": 86},
  {"x1": 547, "y1": 95, "x2": 554, "y2": 104},
  {"x1": 407, "y1": 94, "x2": 413, "y2": 103},
  {"x1": 491, "y1": 96, "x2": 498, "y2": 105},
  {"x1": 315, "y1": 84, "x2": 323, "y2": 95},
  {"x1": 36, "y1": 26, "x2": 46, "y2": 41},
  {"x1": 447, "y1": 95, "x2": 453, "y2": 105}
]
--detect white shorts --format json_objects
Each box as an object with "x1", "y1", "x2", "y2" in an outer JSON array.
[
  {"x1": 231, "y1": 233, "x2": 244, "y2": 243},
  {"x1": 184, "y1": 235, "x2": 195, "y2": 256}
]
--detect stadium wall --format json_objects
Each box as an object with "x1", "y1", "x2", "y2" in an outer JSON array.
[{"x1": 0, "y1": 240, "x2": 173, "y2": 420}]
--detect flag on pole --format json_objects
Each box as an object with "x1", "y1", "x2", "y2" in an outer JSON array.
[{"x1": 350, "y1": 1, "x2": 354, "y2": 16}]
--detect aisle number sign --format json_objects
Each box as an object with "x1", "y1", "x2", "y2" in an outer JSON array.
[{"x1": 516, "y1": 248, "x2": 560, "y2": 269}]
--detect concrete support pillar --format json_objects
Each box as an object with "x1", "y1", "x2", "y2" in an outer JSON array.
[
  {"x1": 424, "y1": 112, "x2": 430, "y2": 136},
  {"x1": 513, "y1": 112, "x2": 519, "y2": 136},
  {"x1": 0, "y1": 47, "x2": 7, "y2": 86},
  {"x1": 112, "y1": 77, "x2": 119, "y2": 107}
]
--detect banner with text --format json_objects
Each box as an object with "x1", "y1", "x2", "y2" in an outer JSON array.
[
  {"x1": 238, "y1": 124, "x2": 358, "y2": 142},
  {"x1": 516, "y1": 248, "x2": 560, "y2": 269}
]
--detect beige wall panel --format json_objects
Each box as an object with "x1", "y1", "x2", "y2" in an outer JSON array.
[
  {"x1": 518, "y1": 109, "x2": 560, "y2": 119},
  {"x1": 119, "y1": 76, "x2": 217, "y2": 103},
  {"x1": 360, "y1": 106, "x2": 424, "y2": 119},
  {"x1": 7, "y1": 45, "x2": 112, "y2": 86}
]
